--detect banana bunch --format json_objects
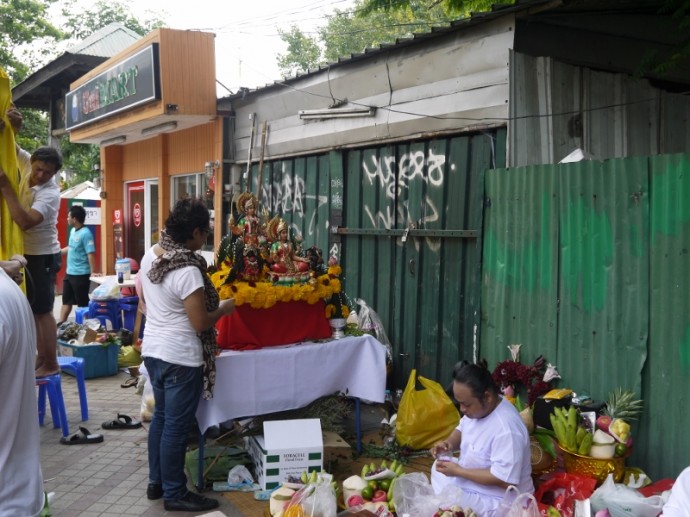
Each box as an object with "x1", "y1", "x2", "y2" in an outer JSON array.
[
  {"x1": 549, "y1": 406, "x2": 593, "y2": 455},
  {"x1": 361, "y1": 458, "x2": 404, "y2": 478},
  {"x1": 299, "y1": 470, "x2": 319, "y2": 484}
]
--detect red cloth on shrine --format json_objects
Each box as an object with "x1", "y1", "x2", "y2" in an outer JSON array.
[{"x1": 216, "y1": 300, "x2": 332, "y2": 350}]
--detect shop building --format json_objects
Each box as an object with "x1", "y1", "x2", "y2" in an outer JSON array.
[{"x1": 65, "y1": 28, "x2": 222, "y2": 271}]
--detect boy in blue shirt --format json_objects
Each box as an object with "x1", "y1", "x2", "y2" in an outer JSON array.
[{"x1": 59, "y1": 204, "x2": 99, "y2": 324}]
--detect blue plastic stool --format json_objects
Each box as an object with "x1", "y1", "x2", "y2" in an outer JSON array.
[
  {"x1": 88, "y1": 299, "x2": 122, "y2": 330},
  {"x1": 36, "y1": 373, "x2": 70, "y2": 437},
  {"x1": 57, "y1": 356, "x2": 88, "y2": 421},
  {"x1": 75, "y1": 306, "x2": 90, "y2": 324}
]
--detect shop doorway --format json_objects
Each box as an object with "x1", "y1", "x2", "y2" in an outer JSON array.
[{"x1": 125, "y1": 180, "x2": 159, "y2": 264}]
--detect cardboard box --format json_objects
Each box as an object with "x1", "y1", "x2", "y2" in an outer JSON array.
[
  {"x1": 323, "y1": 431, "x2": 352, "y2": 467},
  {"x1": 58, "y1": 339, "x2": 120, "y2": 379},
  {"x1": 245, "y1": 418, "x2": 323, "y2": 490}
]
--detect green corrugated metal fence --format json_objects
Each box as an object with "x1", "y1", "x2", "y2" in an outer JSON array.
[
  {"x1": 482, "y1": 154, "x2": 690, "y2": 479},
  {"x1": 241, "y1": 130, "x2": 504, "y2": 389}
]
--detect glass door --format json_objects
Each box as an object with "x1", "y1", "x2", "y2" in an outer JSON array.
[{"x1": 125, "y1": 179, "x2": 159, "y2": 265}]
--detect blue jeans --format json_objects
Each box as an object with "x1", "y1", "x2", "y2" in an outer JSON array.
[{"x1": 144, "y1": 357, "x2": 203, "y2": 500}]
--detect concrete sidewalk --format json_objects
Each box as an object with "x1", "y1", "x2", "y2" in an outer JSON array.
[
  {"x1": 45, "y1": 296, "x2": 244, "y2": 516},
  {"x1": 40, "y1": 372, "x2": 245, "y2": 517}
]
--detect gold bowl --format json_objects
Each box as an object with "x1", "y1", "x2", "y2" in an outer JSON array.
[{"x1": 559, "y1": 446, "x2": 628, "y2": 485}]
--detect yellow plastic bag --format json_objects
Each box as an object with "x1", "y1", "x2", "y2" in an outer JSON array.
[
  {"x1": 118, "y1": 345, "x2": 142, "y2": 367},
  {"x1": 396, "y1": 369, "x2": 459, "y2": 450}
]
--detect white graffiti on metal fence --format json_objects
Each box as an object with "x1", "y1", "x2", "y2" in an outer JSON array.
[
  {"x1": 263, "y1": 173, "x2": 328, "y2": 238},
  {"x1": 362, "y1": 148, "x2": 445, "y2": 199},
  {"x1": 361, "y1": 148, "x2": 446, "y2": 251}
]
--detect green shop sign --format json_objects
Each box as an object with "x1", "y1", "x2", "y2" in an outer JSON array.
[{"x1": 65, "y1": 44, "x2": 160, "y2": 130}]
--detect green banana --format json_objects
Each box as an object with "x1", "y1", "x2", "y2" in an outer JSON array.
[
  {"x1": 578, "y1": 432, "x2": 593, "y2": 456},
  {"x1": 300, "y1": 470, "x2": 308, "y2": 484},
  {"x1": 576, "y1": 426, "x2": 587, "y2": 447},
  {"x1": 395, "y1": 464, "x2": 404, "y2": 476},
  {"x1": 390, "y1": 459, "x2": 398, "y2": 472},
  {"x1": 370, "y1": 462, "x2": 376, "y2": 472},
  {"x1": 380, "y1": 459, "x2": 387, "y2": 470},
  {"x1": 308, "y1": 470, "x2": 318, "y2": 483},
  {"x1": 361, "y1": 464, "x2": 370, "y2": 477},
  {"x1": 387, "y1": 476, "x2": 396, "y2": 501}
]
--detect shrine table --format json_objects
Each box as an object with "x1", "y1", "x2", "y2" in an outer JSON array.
[
  {"x1": 216, "y1": 300, "x2": 332, "y2": 350},
  {"x1": 197, "y1": 334, "x2": 387, "y2": 432},
  {"x1": 194, "y1": 334, "x2": 387, "y2": 488}
]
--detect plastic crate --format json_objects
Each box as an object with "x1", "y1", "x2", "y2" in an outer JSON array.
[{"x1": 58, "y1": 339, "x2": 120, "y2": 379}]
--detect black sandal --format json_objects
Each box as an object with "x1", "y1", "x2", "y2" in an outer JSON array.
[{"x1": 102, "y1": 413, "x2": 143, "y2": 429}]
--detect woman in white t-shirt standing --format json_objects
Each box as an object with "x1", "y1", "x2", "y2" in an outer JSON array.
[
  {"x1": 430, "y1": 361, "x2": 534, "y2": 516},
  {"x1": 139, "y1": 198, "x2": 234, "y2": 513}
]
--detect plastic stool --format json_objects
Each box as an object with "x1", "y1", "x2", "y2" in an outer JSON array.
[
  {"x1": 36, "y1": 373, "x2": 70, "y2": 437},
  {"x1": 88, "y1": 299, "x2": 122, "y2": 330},
  {"x1": 57, "y1": 356, "x2": 88, "y2": 421},
  {"x1": 75, "y1": 306, "x2": 90, "y2": 324}
]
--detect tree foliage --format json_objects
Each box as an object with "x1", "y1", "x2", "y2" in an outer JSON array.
[
  {"x1": 321, "y1": 0, "x2": 455, "y2": 63},
  {"x1": 359, "y1": 0, "x2": 503, "y2": 16},
  {"x1": 1, "y1": 0, "x2": 165, "y2": 188},
  {"x1": 0, "y1": 0, "x2": 64, "y2": 84},
  {"x1": 276, "y1": 26, "x2": 323, "y2": 78},
  {"x1": 60, "y1": 0, "x2": 165, "y2": 40},
  {"x1": 277, "y1": 0, "x2": 459, "y2": 77}
]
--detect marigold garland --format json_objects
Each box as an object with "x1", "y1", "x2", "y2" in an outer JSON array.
[{"x1": 210, "y1": 261, "x2": 342, "y2": 309}]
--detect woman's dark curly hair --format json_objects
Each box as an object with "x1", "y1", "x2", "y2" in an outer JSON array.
[
  {"x1": 164, "y1": 198, "x2": 210, "y2": 244},
  {"x1": 452, "y1": 360, "x2": 499, "y2": 399}
]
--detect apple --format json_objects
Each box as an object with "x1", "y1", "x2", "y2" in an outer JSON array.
[{"x1": 371, "y1": 489, "x2": 387, "y2": 502}]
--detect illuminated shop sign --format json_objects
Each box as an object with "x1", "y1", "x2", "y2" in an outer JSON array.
[{"x1": 65, "y1": 44, "x2": 160, "y2": 130}]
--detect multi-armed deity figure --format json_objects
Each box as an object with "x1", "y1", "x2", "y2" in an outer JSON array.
[
  {"x1": 266, "y1": 217, "x2": 310, "y2": 284},
  {"x1": 227, "y1": 193, "x2": 268, "y2": 282}
]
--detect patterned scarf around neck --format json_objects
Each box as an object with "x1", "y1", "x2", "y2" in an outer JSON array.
[{"x1": 147, "y1": 230, "x2": 220, "y2": 400}]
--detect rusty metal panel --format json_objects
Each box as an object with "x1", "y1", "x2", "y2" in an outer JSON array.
[
  {"x1": 636, "y1": 153, "x2": 690, "y2": 479},
  {"x1": 482, "y1": 154, "x2": 690, "y2": 480},
  {"x1": 510, "y1": 53, "x2": 690, "y2": 167}
]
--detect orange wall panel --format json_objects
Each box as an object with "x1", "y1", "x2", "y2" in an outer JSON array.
[{"x1": 158, "y1": 30, "x2": 216, "y2": 115}]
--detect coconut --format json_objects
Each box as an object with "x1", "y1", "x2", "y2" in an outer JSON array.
[
  {"x1": 593, "y1": 429, "x2": 615, "y2": 444},
  {"x1": 269, "y1": 487, "x2": 295, "y2": 516},
  {"x1": 342, "y1": 475, "x2": 368, "y2": 503},
  {"x1": 590, "y1": 429, "x2": 616, "y2": 458}
]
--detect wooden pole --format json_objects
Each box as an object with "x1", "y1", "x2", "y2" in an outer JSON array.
[{"x1": 256, "y1": 121, "x2": 269, "y2": 202}]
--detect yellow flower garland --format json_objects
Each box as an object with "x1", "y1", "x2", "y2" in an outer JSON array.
[{"x1": 210, "y1": 262, "x2": 343, "y2": 310}]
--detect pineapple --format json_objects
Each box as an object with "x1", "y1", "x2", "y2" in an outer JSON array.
[{"x1": 602, "y1": 388, "x2": 644, "y2": 421}]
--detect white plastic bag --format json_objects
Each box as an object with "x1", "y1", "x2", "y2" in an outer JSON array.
[
  {"x1": 90, "y1": 278, "x2": 121, "y2": 300},
  {"x1": 354, "y1": 298, "x2": 393, "y2": 362},
  {"x1": 392, "y1": 472, "x2": 439, "y2": 517},
  {"x1": 285, "y1": 474, "x2": 337, "y2": 517},
  {"x1": 227, "y1": 465, "x2": 254, "y2": 487},
  {"x1": 590, "y1": 474, "x2": 665, "y2": 517},
  {"x1": 497, "y1": 485, "x2": 540, "y2": 517},
  {"x1": 139, "y1": 364, "x2": 154, "y2": 422}
]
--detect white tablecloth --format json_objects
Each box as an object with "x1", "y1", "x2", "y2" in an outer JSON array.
[
  {"x1": 196, "y1": 334, "x2": 387, "y2": 433},
  {"x1": 90, "y1": 274, "x2": 137, "y2": 288}
]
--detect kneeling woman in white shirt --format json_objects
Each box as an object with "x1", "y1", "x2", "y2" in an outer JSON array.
[{"x1": 430, "y1": 361, "x2": 534, "y2": 516}]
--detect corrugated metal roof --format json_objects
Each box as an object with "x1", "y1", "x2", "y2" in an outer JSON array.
[
  {"x1": 220, "y1": 0, "x2": 676, "y2": 101},
  {"x1": 66, "y1": 23, "x2": 141, "y2": 58},
  {"x1": 219, "y1": 1, "x2": 544, "y2": 99}
]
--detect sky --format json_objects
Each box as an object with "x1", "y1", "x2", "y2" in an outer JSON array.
[{"x1": 53, "y1": 0, "x2": 357, "y2": 95}]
